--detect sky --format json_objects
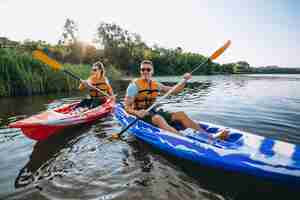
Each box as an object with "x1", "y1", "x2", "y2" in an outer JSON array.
[{"x1": 0, "y1": 0, "x2": 299, "y2": 67}]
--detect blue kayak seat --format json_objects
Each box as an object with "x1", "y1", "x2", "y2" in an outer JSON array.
[
  {"x1": 226, "y1": 133, "x2": 243, "y2": 143},
  {"x1": 206, "y1": 127, "x2": 220, "y2": 134},
  {"x1": 226, "y1": 133, "x2": 244, "y2": 147}
]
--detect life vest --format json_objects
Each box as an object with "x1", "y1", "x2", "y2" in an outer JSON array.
[
  {"x1": 88, "y1": 72, "x2": 111, "y2": 98},
  {"x1": 134, "y1": 78, "x2": 159, "y2": 110}
]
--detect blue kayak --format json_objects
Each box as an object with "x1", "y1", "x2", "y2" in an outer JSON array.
[{"x1": 115, "y1": 104, "x2": 300, "y2": 185}]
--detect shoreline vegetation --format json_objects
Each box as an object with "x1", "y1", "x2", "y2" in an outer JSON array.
[{"x1": 1, "y1": 19, "x2": 299, "y2": 97}]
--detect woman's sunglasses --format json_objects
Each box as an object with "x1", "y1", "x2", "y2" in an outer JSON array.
[{"x1": 141, "y1": 68, "x2": 151, "y2": 72}]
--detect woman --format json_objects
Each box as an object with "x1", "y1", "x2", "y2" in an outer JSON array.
[{"x1": 76, "y1": 61, "x2": 114, "y2": 110}]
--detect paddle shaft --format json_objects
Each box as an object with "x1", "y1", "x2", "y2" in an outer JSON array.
[
  {"x1": 63, "y1": 70, "x2": 81, "y2": 81},
  {"x1": 117, "y1": 58, "x2": 211, "y2": 137},
  {"x1": 63, "y1": 69, "x2": 110, "y2": 97},
  {"x1": 117, "y1": 117, "x2": 139, "y2": 136},
  {"x1": 190, "y1": 58, "x2": 210, "y2": 74}
]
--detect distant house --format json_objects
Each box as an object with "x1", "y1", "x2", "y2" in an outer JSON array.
[
  {"x1": 0, "y1": 37, "x2": 19, "y2": 48},
  {"x1": 0, "y1": 37, "x2": 9, "y2": 46}
]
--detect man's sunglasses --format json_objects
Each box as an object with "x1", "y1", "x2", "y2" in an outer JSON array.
[{"x1": 141, "y1": 68, "x2": 151, "y2": 72}]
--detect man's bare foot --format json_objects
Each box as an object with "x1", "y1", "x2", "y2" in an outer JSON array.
[{"x1": 213, "y1": 129, "x2": 229, "y2": 140}]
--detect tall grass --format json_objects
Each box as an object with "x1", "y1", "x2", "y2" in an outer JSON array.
[{"x1": 0, "y1": 48, "x2": 120, "y2": 97}]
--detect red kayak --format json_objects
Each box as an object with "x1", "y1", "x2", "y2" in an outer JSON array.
[{"x1": 9, "y1": 98, "x2": 114, "y2": 141}]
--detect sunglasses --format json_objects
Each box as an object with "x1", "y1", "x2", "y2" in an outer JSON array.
[
  {"x1": 141, "y1": 68, "x2": 151, "y2": 72},
  {"x1": 92, "y1": 68, "x2": 99, "y2": 72}
]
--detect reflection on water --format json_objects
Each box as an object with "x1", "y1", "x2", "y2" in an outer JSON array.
[
  {"x1": 14, "y1": 125, "x2": 91, "y2": 189},
  {"x1": 1, "y1": 75, "x2": 300, "y2": 200}
]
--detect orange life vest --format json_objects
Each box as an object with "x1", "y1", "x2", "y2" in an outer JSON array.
[
  {"x1": 79, "y1": 71, "x2": 111, "y2": 98},
  {"x1": 134, "y1": 78, "x2": 159, "y2": 110}
]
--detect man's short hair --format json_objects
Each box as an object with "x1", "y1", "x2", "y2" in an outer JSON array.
[{"x1": 140, "y1": 60, "x2": 153, "y2": 66}]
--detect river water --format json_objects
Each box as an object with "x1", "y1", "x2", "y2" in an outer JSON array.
[{"x1": 0, "y1": 74, "x2": 300, "y2": 200}]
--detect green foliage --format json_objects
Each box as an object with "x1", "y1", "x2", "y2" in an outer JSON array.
[
  {"x1": 95, "y1": 22, "x2": 146, "y2": 72},
  {"x1": 0, "y1": 48, "x2": 90, "y2": 97},
  {"x1": 231, "y1": 61, "x2": 251, "y2": 74},
  {"x1": 94, "y1": 22, "x2": 234, "y2": 76},
  {"x1": 105, "y1": 64, "x2": 122, "y2": 80}
]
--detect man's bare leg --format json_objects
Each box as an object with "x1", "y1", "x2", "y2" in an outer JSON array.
[
  {"x1": 171, "y1": 111, "x2": 204, "y2": 132},
  {"x1": 151, "y1": 115, "x2": 180, "y2": 135}
]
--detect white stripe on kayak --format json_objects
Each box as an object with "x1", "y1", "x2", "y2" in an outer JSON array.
[
  {"x1": 49, "y1": 110, "x2": 67, "y2": 116},
  {"x1": 244, "y1": 134, "x2": 264, "y2": 150},
  {"x1": 272, "y1": 140, "x2": 295, "y2": 158}
]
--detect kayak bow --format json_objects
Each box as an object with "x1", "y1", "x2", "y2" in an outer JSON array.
[{"x1": 9, "y1": 98, "x2": 114, "y2": 141}]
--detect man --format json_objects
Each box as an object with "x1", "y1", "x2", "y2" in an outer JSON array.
[{"x1": 124, "y1": 60, "x2": 228, "y2": 139}]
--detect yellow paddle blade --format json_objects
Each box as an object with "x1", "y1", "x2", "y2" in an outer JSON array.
[
  {"x1": 32, "y1": 50, "x2": 62, "y2": 71},
  {"x1": 209, "y1": 40, "x2": 231, "y2": 60}
]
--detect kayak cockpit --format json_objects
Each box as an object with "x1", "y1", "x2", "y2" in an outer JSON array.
[
  {"x1": 184, "y1": 131, "x2": 244, "y2": 149},
  {"x1": 172, "y1": 121, "x2": 244, "y2": 149}
]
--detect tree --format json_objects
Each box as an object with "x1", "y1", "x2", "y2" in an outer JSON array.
[
  {"x1": 95, "y1": 22, "x2": 147, "y2": 71},
  {"x1": 61, "y1": 18, "x2": 78, "y2": 45}
]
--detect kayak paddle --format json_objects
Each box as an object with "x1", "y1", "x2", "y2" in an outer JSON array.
[
  {"x1": 32, "y1": 50, "x2": 111, "y2": 97},
  {"x1": 111, "y1": 40, "x2": 231, "y2": 139}
]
